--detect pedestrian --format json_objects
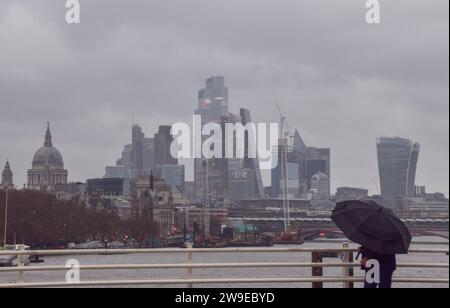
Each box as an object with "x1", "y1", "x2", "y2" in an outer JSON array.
[{"x1": 359, "y1": 246, "x2": 397, "y2": 288}]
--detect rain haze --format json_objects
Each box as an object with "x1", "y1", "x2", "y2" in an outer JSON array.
[{"x1": 0, "y1": 0, "x2": 448, "y2": 196}]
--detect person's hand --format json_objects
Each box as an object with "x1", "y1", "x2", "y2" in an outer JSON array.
[
  {"x1": 356, "y1": 246, "x2": 363, "y2": 260},
  {"x1": 361, "y1": 258, "x2": 368, "y2": 267}
]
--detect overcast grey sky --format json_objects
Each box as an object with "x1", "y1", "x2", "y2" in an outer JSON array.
[{"x1": 0, "y1": 0, "x2": 448, "y2": 195}]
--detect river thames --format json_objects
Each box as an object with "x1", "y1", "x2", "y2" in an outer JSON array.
[{"x1": 1, "y1": 237, "x2": 448, "y2": 288}]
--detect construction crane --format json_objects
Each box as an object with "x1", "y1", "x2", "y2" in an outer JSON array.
[
  {"x1": 275, "y1": 103, "x2": 295, "y2": 143},
  {"x1": 275, "y1": 103, "x2": 292, "y2": 233}
]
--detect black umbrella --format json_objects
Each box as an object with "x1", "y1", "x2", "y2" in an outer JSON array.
[{"x1": 331, "y1": 200, "x2": 412, "y2": 255}]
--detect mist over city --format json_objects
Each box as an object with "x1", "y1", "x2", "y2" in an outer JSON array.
[{"x1": 0, "y1": 0, "x2": 448, "y2": 196}]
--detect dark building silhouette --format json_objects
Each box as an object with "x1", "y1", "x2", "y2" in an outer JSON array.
[
  {"x1": 132, "y1": 125, "x2": 145, "y2": 172},
  {"x1": 154, "y1": 125, "x2": 177, "y2": 166}
]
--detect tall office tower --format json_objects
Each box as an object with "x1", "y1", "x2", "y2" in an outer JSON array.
[
  {"x1": 377, "y1": 137, "x2": 420, "y2": 198},
  {"x1": 305, "y1": 147, "x2": 331, "y2": 195},
  {"x1": 310, "y1": 171, "x2": 330, "y2": 200},
  {"x1": 229, "y1": 169, "x2": 257, "y2": 201},
  {"x1": 142, "y1": 138, "x2": 155, "y2": 175},
  {"x1": 271, "y1": 148, "x2": 303, "y2": 198},
  {"x1": 196, "y1": 76, "x2": 229, "y2": 124},
  {"x1": 198, "y1": 113, "x2": 243, "y2": 200},
  {"x1": 154, "y1": 125, "x2": 177, "y2": 166},
  {"x1": 240, "y1": 108, "x2": 264, "y2": 198},
  {"x1": 132, "y1": 125, "x2": 145, "y2": 173},
  {"x1": 117, "y1": 144, "x2": 132, "y2": 167},
  {"x1": 107, "y1": 125, "x2": 157, "y2": 180},
  {"x1": 291, "y1": 129, "x2": 308, "y2": 195},
  {"x1": 270, "y1": 129, "x2": 308, "y2": 199},
  {"x1": 109, "y1": 126, "x2": 156, "y2": 179},
  {"x1": 107, "y1": 143, "x2": 134, "y2": 179},
  {"x1": 1, "y1": 160, "x2": 14, "y2": 189},
  {"x1": 194, "y1": 76, "x2": 230, "y2": 200}
]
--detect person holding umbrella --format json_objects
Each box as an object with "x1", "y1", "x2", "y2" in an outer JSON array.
[
  {"x1": 358, "y1": 246, "x2": 397, "y2": 288},
  {"x1": 332, "y1": 200, "x2": 412, "y2": 289}
]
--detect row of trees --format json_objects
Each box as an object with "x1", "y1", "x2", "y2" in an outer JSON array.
[{"x1": 0, "y1": 190, "x2": 157, "y2": 248}]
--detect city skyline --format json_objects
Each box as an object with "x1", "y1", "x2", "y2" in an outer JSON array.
[
  {"x1": 0, "y1": 0, "x2": 448, "y2": 196},
  {"x1": 1, "y1": 110, "x2": 446, "y2": 197}
]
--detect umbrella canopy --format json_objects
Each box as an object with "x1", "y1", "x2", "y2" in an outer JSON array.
[{"x1": 331, "y1": 200, "x2": 412, "y2": 255}]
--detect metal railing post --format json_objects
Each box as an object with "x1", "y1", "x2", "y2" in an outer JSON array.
[
  {"x1": 341, "y1": 242, "x2": 352, "y2": 288},
  {"x1": 311, "y1": 251, "x2": 323, "y2": 288},
  {"x1": 16, "y1": 245, "x2": 26, "y2": 284},
  {"x1": 348, "y1": 247, "x2": 354, "y2": 288},
  {"x1": 186, "y1": 243, "x2": 193, "y2": 288}
]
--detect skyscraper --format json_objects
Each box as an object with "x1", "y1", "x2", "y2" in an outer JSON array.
[
  {"x1": 202, "y1": 113, "x2": 243, "y2": 200},
  {"x1": 142, "y1": 138, "x2": 156, "y2": 173},
  {"x1": 271, "y1": 129, "x2": 308, "y2": 199},
  {"x1": 292, "y1": 129, "x2": 308, "y2": 195},
  {"x1": 229, "y1": 169, "x2": 257, "y2": 201},
  {"x1": 310, "y1": 171, "x2": 330, "y2": 200},
  {"x1": 240, "y1": 108, "x2": 264, "y2": 198},
  {"x1": 305, "y1": 147, "x2": 331, "y2": 196},
  {"x1": 377, "y1": 137, "x2": 420, "y2": 198},
  {"x1": 117, "y1": 144, "x2": 132, "y2": 167},
  {"x1": 132, "y1": 125, "x2": 145, "y2": 173},
  {"x1": 107, "y1": 125, "x2": 156, "y2": 179},
  {"x1": 194, "y1": 76, "x2": 230, "y2": 199},
  {"x1": 196, "y1": 76, "x2": 229, "y2": 124},
  {"x1": 154, "y1": 125, "x2": 177, "y2": 166}
]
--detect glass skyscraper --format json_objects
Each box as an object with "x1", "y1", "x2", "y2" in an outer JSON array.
[
  {"x1": 194, "y1": 76, "x2": 230, "y2": 199},
  {"x1": 154, "y1": 125, "x2": 177, "y2": 166},
  {"x1": 377, "y1": 137, "x2": 421, "y2": 199},
  {"x1": 196, "y1": 76, "x2": 229, "y2": 124},
  {"x1": 240, "y1": 108, "x2": 264, "y2": 198},
  {"x1": 305, "y1": 147, "x2": 331, "y2": 196}
]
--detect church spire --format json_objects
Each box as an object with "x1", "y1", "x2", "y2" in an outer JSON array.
[
  {"x1": 44, "y1": 122, "x2": 53, "y2": 147},
  {"x1": 1, "y1": 159, "x2": 14, "y2": 189}
]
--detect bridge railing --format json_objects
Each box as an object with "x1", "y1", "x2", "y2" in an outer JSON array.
[{"x1": 0, "y1": 244, "x2": 448, "y2": 288}]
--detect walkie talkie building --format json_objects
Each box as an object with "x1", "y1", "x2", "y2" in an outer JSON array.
[{"x1": 376, "y1": 137, "x2": 421, "y2": 199}]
